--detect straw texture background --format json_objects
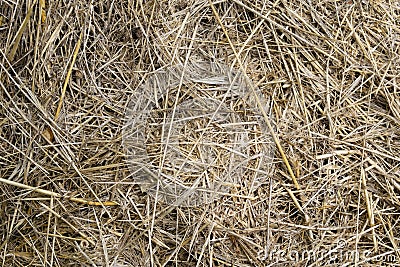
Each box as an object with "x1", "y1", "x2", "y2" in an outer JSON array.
[{"x1": 1, "y1": 0, "x2": 400, "y2": 266}]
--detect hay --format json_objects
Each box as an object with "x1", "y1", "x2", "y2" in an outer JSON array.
[
  {"x1": 123, "y1": 61, "x2": 275, "y2": 207},
  {"x1": 1, "y1": 0, "x2": 400, "y2": 266}
]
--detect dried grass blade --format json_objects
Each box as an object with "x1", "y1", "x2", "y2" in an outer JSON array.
[
  {"x1": 7, "y1": 0, "x2": 36, "y2": 62},
  {"x1": 55, "y1": 31, "x2": 83, "y2": 121},
  {"x1": 0, "y1": 177, "x2": 118, "y2": 206}
]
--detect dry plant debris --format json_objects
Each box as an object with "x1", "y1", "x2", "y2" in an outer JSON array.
[
  {"x1": 123, "y1": 61, "x2": 275, "y2": 207},
  {"x1": 1, "y1": 0, "x2": 400, "y2": 266}
]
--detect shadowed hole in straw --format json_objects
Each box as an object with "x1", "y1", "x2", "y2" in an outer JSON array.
[{"x1": 123, "y1": 61, "x2": 275, "y2": 207}]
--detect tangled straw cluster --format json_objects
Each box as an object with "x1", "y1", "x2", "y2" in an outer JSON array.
[{"x1": 123, "y1": 62, "x2": 274, "y2": 206}]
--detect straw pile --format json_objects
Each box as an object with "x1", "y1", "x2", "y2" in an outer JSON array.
[{"x1": 1, "y1": 0, "x2": 400, "y2": 266}]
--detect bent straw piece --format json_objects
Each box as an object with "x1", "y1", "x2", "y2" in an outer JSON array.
[
  {"x1": 361, "y1": 169, "x2": 378, "y2": 252},
  {"x1": 44, "y1": 31, "x2": 83, "y2": 141},
  {"x1": 55, "y1": 31, "x2": 83, "y2": 121},
  {"x1": 0, "y1": 177, "x2": 118, "y2": 206}
]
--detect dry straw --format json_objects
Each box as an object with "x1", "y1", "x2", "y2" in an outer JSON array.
[
  {"x1": 1, "y1": 0, "x2": 400, "y2": 266},
  {"x1": 123, "y1": 61, "x2": 275, "y2": 207}
]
